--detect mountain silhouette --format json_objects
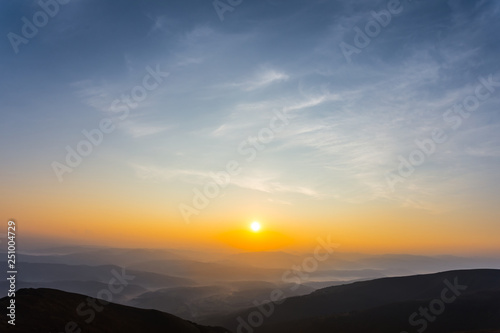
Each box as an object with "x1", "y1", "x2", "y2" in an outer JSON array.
[
  {"x1": 0, "y1": 288, "x2": 231, "y2": 333},
  {"x1": 3, "y1": 269, "x2": 500, "y2": 333},
  {"x1": 205, "y1": 269, "x2": 500, "y2": 333}
]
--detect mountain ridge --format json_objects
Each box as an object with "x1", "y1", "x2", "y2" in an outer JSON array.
[
  {"x1": 203, "y1": 269, "x2": 500, "y2": 332},
  {"x1": 0, "y1": 288, "x2": 231, "y2": 333}
]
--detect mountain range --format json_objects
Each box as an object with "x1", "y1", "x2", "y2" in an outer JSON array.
[{"x1": 1, "y1": 269, "x2": 499, "y2": 332}]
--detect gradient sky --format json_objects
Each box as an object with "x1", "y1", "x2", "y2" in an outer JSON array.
[{"x1": 1, "y1": 0, "x2": 499, "y2": 254}]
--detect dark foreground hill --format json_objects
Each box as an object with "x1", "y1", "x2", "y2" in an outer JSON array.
[
  {"x1": 205, "y1": 269, "x2": 500, "y2": 333},
  {"x1": 0, "y1": 288, "x2": 231, "y2": 333},
  {"x1": 256, "y1": 289, "x2": 500, "y2": 333}
]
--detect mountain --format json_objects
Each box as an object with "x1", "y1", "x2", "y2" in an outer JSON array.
[
  {"x1": 11, "y1": 247, "x2": 186, "y2": 266},
  {"x1": 11, "y1": 248, "x2": 500, "y2": 288},
  {"x1": 0, "y1": 288, "x2": 231, "y2": 333},
  {"x1": 129, "y1": 281, "x2": 314, "y2": 321},
  {"x1": 128, "y1": 259, "x2": 285, "y2": 283},
  {"x1": 0, "y1": 280, "x2": 147, "y2": 304},
  {"x1": 217, "y1": 251, "x2": 304, "y2": 269},
  {"x1": 205, "y1": 269, "x2": 500, "y2": 333},
  {"x1": 0, "y1": 261, "x2": 196, "y2": 294},
  {"x1": 257, "y1": 289, "x2": 500, "y2": 333},
  {"x1": 0, "y1": 261, "x2": 312, "y2": 321}
]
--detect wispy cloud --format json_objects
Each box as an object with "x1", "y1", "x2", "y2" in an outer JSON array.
[
  {"x1": 131, "y1": 164, "x2": 208, "y2": 182},
  {"x1": 231, "y1": 69, "x2": 289, "y2": 91},
  {"x1": 131, "y1": 163, "x2": 320, "y2": 198},
  {"x1": 120, "y1": 121, "x2": 173, "y2": 138},
  {"x1": 230, "y1": 175, "x2": 320, "y2": 198}
]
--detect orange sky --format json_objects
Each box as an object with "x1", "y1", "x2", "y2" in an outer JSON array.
[{"x1": 3, "y1": 173, "x2": 499, "y2": 256}]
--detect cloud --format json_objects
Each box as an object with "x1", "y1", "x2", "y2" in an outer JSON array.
[
  {"x1": 11, "y1": 0, "x2": 498, "y2": 218},
  {"x1": 131, "y1": 164, "x2": 208, "y2": 182},
  {"x1": 145, "y1": 14, "x2": 173, "y2": 35},
  {"x1": 209, "y1": 91, "x2": 339, "y2": 138},
  {"x1": 231, "y1": 69, "x2": 289, "y2": 91},
  {"x1": 176, "y1": 57, "x2": 204, "y2": 67},
  {"x1": 131, "y1": 163, "x2": 320, "y2": 198},
  {"x1": 183, "y1": 25, "x2": 215, "y2": 46},
  {"x1": 120, "y1": 121, "x2": 173, "y2": 138},
  {"x1": 230, "y1": 175, "x2": 320, "y2": 197},
  {"x1": 71, "y1": 80, "x2": 114, "y2": 112}
]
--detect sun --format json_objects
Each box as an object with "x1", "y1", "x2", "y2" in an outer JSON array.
[{"x1": 250, "y1": 221, "x2": 261, "y2": 232}]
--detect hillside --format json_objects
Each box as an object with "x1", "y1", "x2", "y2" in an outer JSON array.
[
  {"x1": 205, "y1": 269, "x2": 500, "y2": 332},
  {"x1": 0, "y1": 288, "x2": 231, "y2": 333}
]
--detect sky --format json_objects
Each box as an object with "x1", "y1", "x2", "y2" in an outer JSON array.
[{"x1": 1, "y1": 0, "x2": 499, "y2": 254}]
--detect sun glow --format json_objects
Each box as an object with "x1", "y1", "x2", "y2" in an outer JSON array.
[{"x1": 250, "y1": 221, "x2": 261, "y2": 232}]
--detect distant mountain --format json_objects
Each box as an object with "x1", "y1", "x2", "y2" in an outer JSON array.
[
  {"x1": 9, "y1": 248, "x2": 500, "y2": 288},
  {"x1": 0, "y1": 261, "x2": 312, "y2": 322},
  {"x1": 0, "y1": 280, "x2": 147, "y2": 304},
  {"x1": 0, "y1": 261, "x2": 196, "y2": 294},
  {"x1": 353, "y1": 254, "x2": 500, "y2": 273},
  {"x1": 217, "y1": 251, "x2": 303, "y2": 269},
  {"x1": 129, "y1": 281, "x2": 314, "y2": 321},
  {"x1": 205, "y1": 269, "x2": 500, "y2": 333},
  {"x1": 128, "y1": 259, "x2": 285, "y2": 283},
  {"x1": 7, "y1": 247, "x2": 185, "y2": 266},
  {"x1": 0, "y1": 288, "x2": 231, "y2": 333},
  {"x1": 302, "y1": 278, "x2": 368, "y2": 289}
]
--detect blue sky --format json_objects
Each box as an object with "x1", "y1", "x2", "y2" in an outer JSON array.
[{"x1": 1, "y1": 0, "x2": 500, "y2": 250}]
